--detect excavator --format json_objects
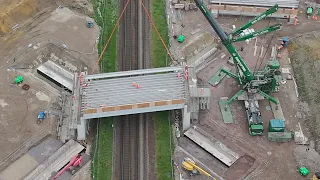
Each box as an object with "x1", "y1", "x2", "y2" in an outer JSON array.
[
  {"x1": 182, "y1": 157, "x2": 216, "y2": 180},
  {"x1": 194, "y1": 0, "x2": 283, "y2": 135}
]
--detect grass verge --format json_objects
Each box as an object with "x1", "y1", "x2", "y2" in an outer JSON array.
[
  {"x1": 92, "y1": 0, "x2": 118, "y2": 73},
  {"x1": 92, "y1": 119, "x2": 114, "y2": 180},
  {"x1": 150, "y1": 0, "x2": 174, "y2": 179},
  {"x1": 91, "y1": 0, "x2": 118, "y2": 179},
  {"x1": 154, "y1": 111, "x2": 174, "y2": 180},
  {"x1": 151, "y1": 0, "x2": 169, "y2": 68}
]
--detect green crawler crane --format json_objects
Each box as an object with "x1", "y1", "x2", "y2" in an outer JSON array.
[{"x1": 194, "y1": 0, "x2": 283, "y2": 135}]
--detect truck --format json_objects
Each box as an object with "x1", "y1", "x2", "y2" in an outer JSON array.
[
  {"x1": 37, "y1": 111, "x2": 46, "y2": 123},
  {"x1": 245, "y1": 99, "x2": 264, "y2": 135}
]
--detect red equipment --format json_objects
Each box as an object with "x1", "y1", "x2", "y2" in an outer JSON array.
[{"x1": 53, "y1": 154, "x2": 83, "y2": 180}]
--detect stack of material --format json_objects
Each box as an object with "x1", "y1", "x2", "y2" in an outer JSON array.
[
  {"x1": 172, "y1": 0, "x2": 198, "y2": 10},
  {"x1": 209, "y1": 4, "x2": 298, "y2": 20},
  {"x1": 209, "y1": 0, "x2": 299, "y2": 9},
  {"x1": 294, "y1": 122, "x2": 309, "y2": 145}
]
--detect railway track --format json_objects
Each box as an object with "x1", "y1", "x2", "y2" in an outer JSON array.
[{"x1": 116, "y1": 0, "x2": 152, "y2": 179}]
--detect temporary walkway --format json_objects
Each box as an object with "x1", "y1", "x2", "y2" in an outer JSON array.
[
  {"x1": 184, "y1": 128, "x2": 239, "y2": 167},
  {"x1": 79, "y1": 66, "x2": 187, "y2": 119}
]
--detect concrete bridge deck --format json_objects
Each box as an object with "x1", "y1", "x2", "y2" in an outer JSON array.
[{"x1": 80, "y1": 66, "x2": 187, "y2": 119}]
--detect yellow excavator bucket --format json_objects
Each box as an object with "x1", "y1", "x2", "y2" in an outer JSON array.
[
  {"x1": 182, "y1": 158, "x2": 216, "y2": 180},
  {"x1": 182, "y1": 161, "x2": 194, "y2": 171}
]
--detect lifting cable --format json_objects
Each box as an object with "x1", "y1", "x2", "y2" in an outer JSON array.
[
  {"x1": 140, "y1": 0, "x2": 175, "y2": 63},
  {"x1": 92, "y1": 0, "x2": 132, "y2": 73},
  {"x1": 253, "y1": 19, "x2": 271, "y2": 73},
  {"x1": 257, "y1": 30, "x2": 276, "y2": 71}
]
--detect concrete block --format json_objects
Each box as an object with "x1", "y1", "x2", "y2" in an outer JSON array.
[
  {"x1": 185, "y1": 3, "x2": 189, "y2": 10},
  {"x1": 174, "y1": 4, "x2": 185, "y2": 9},
  {"x1": 210, "y1": 5, "x2": 219, "y2": 10},
  {"x1": 283, "y1": 9, "x2": 293, "y2": 14},
  {"x1": 183, "y1": 105, "x2": 191, "y2": 130},
  {"x1": 226, "y1": 5, "x2": 238, "y2": 11},
  {"x1": 256, "y1": 7, "x2": 268, "y2": 12},
  {"x1": 252, "y1": 7, "x2": 257, "y2": 12},
  {"x1": 277, "y1": 8, "x2": 285, "y2": 14},
  {"x1": 216, "y1": 5, "x2": 225, "y2": 10},
  {"x1": 243, "y1": 6, "x2": 254, "y2": 12}
]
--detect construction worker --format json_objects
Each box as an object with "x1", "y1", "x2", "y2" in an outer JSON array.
[{"x1": 294, "y1": 16, "x2": 298, "y2": 26}]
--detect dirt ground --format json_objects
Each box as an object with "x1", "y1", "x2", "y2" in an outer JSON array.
[
  {"x1": 0, "y1": 0, "x2": 98, "y2": 177},
  {"x1": 167, "y1": 1, "x2": 320, "y2": 180}
]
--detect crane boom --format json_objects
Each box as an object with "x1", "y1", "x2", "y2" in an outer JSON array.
[
  {"x1": 195, "y1": 0, "x2": 228, "y2": 42},
  {"x1": 231, "y1": 4, "x2": 279, "y2": 37},
  {"x1": 194, "y1": 0, "x2": 254, "y2": 82},
  {"x1": 194, "y1": 0, "x2": 281, "y2": 83}
]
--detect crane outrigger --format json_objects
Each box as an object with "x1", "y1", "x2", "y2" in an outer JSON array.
[{"x1": 194, "y1": 0, "x2": 283, "y2": 135}]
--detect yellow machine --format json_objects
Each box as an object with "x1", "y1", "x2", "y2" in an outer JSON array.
[{"x1": 182, "y1": 157, "x2": 216, "y2": 180}]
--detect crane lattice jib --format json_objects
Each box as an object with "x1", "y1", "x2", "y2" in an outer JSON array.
[{"x1": 231, "y1": 4, "x2": 279, "y2": 37}]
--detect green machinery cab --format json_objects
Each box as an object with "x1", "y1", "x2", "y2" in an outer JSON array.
[
  {"x1": 307, "y1": 7, "x2": 313, "y2": 16},
  {"x1": 249, "y1": 124, "x2": 264, "y2": 136},
  {"x1": 178, "y1": 35, "x2": 185, "y2": 43}
]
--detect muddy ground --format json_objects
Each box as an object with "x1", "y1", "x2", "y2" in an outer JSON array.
[
  {"x1": 168, "y1": 1, "x2": 320, "y2": 180},
  {"x1": 0, "y1": 0, "x2": 98, "y2": 178}
]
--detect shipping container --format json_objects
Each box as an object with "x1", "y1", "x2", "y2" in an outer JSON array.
[
  {"x1": 268, "y1": 132, "x2": 293, "y2": 142},
  {"x1": 269, "y1": 119, "x2": 285, "y2": 132}
]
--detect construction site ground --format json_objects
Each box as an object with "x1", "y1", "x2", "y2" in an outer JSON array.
[
  {"x1": 0, "y1": 0, "x2": 97, "y2": 178},
  {"x1": 168, "y1": 3, "x2": 320, "y2": 180}
]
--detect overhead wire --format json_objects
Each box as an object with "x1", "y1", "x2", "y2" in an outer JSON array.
[
  {"x1": 253, "y1": 19, "x2": 271, "y2": 73},
  {"x1": 257, "y1": 17, "x2": 280, "y2": 71},
  {"x1": 92, "y1": 0, "x2": 132, "y2": 73},
  {"x1": 93, "y1": 0, "x2": 174, "y2": 73},
  {"x1": 257, "y1": 30, "x2": 276, "y2": 71},
  {"x1": 140, "y1": 0, "x2": 175, "y2": 63}
]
